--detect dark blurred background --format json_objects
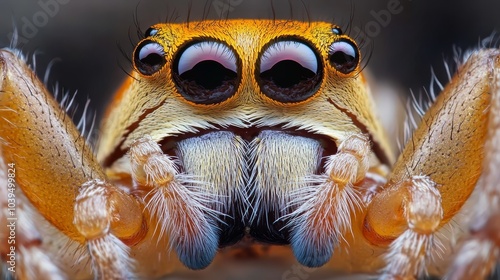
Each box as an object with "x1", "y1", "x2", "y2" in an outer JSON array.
[{"x1": 1, "y1": 0, "x2": 499, "y2": 127}]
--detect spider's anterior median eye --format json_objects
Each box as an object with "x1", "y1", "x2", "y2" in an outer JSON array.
[
  {"x1": 258, "y1": 40, "x2": 322, "y2": 103},
  {"x1": 328, "y1": 40, "x2": 359, "y2": 74},
  {"x1": 134, "y1": 40, "x2": 166, "y2": 76},
  {"x1": 173, "y1": 41, "x2": 240, "y2": 104}
]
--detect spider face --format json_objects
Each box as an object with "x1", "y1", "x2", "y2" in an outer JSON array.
[{"x1": 96, "y1": 20, "x2": 393, "y2": 268}]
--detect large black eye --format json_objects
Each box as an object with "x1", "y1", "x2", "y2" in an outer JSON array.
[
  {"x1": 328, "y1": 40, "x2": 359, "y2": 74},
  {"x1": 134, "y1": 40, "x2": 166, "y2": 76},
  {"x1": 257, "y1": 40, "x2": 322, "y2": 103},
  {"x1": 173, "y1": 41, "x2": 239, "y2": 104}
]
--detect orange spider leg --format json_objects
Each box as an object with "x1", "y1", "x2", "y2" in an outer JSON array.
[
  {"x1": 0, "y1": 49, "x2": 145, "y2": 278},
  {"x1": 0, "y1": 147, "x2": 64, "y2": 279},
  {"x1": 363, "y1": 49, "x2": 500, "y2": 279},
  {"x1": 446, "y1": 52, "x2": 500, "y2": 280}
]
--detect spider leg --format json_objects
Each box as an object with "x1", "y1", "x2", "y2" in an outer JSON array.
[
  {"x1": 0, "y1": 147, "x2": 65, "y2": 280},
  {"x1": 73, "y1": 179, "x2": 142, "y2": 279},
  {"x1": 364, "y1": 49, "x2": 500, "y2": 279},
  {"x1": 379, "y1": 176, "x2": 444, "y2": 279},
  {"x1": 129, "y1": 135, "x2": 221, "y2": 270},
  {"x1": 0, "y1": 49, "x2": 146, "y2": 279},
  {"x1": 287, "y1": 133, "x2": 370, "y2": 267},
  {"x1": 446, "y1": 52, "x2": 500, "y2": 280}
]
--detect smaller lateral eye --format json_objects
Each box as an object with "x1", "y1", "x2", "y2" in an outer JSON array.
[
  {"x1": 328, "y1": 40, "x2": 359, "y2": 74},
  {"x1": 144, "y1": 27, "x2": 158, "y2": 37},
  {"x1": 134, "y1": 40, "x2": 166, "y2": 76},
  {"x1": 331, "y1": 27, "x2": 342, "y2": 35}
]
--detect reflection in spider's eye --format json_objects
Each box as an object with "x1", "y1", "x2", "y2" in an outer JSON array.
[
  {"x1": 173, "y1": 41, "x2": 240, "y2": 104},
  {"x1": 258, "y1": 40, "x2": 322, "y2": 103},
  {"x1": 328, "y1": 40, "x2": 359, "y2": 74}
]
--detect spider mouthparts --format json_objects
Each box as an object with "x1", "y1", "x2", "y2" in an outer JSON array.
[
  {"x1": 170, "y1": 128, "x2": 341, "y2": 267},
  {"x1": 175, "y1": 224, "x2": 220, "y2": 270},
  {"x1": 145, "y1": 173, "x2": 223, "y2": 270},
  {"x1": 289, "y1": 227, "x2": 336, "y2": 267}
]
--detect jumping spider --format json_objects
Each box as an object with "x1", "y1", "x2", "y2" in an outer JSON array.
[{"x1": 1, "y1": 19, "x2": 499, "y2": 279}]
